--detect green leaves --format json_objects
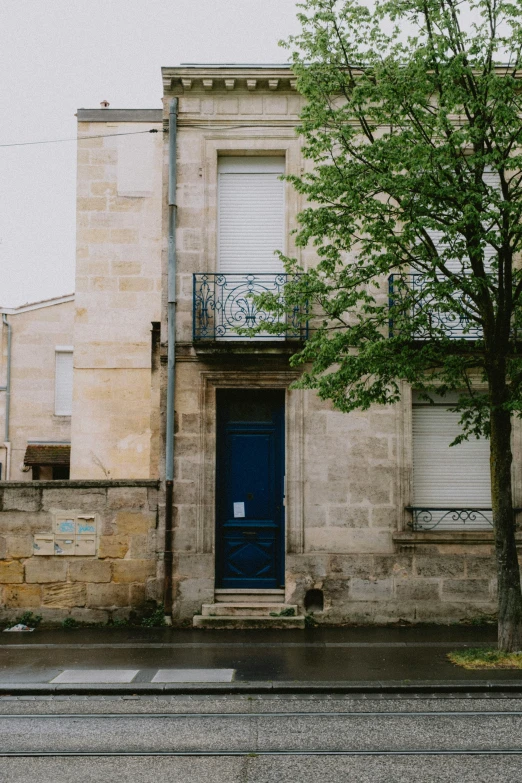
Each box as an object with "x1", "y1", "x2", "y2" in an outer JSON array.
[{"x1": 261, "y1": 0, "x2": 522, "y2": 440}]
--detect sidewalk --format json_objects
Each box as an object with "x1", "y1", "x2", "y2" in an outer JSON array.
[{"x1": 0, "y1": 624, "x2": 520, "y2": 694}]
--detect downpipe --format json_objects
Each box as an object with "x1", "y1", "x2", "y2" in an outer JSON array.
[
  {"x1": 164, "y1": 98, "x2": 178, "y2": 620},
  {"x1": 1, "y1": 314, "x2": 11, "y2": 480}
]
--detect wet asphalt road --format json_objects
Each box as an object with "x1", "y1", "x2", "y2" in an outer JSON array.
[
  {"x1": 0, "y1": 694, "x2": 521, "y2": 782},
  {"x1": 1, "y1": 625, "x2": 519, "y2": 685}
]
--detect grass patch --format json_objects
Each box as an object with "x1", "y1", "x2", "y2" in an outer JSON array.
[{"x1": 448, "y1": 647, "x2": 522, "y2": 669}]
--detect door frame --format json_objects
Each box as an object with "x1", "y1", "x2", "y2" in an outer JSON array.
[
  {"x1": 193, "y1": 371, "x2": 305, "y2": 567},
  {"x1": 215, "y1": 388, "x2": 286, "y2": 589}
]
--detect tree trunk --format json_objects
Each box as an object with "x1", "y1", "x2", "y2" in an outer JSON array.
[{"x1": 489, "y1": 380, "x2": 522, "y2": 651}]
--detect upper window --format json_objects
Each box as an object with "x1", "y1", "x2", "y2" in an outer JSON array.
[
  {"x1": 55, "y1": 349, "x2": 73, "y2": 416},
  {"x1": 217, "y1": 156, "x2": 285, "y2": 274},
  {"x1": 411, "y1": 392, "x2": 492, "y2": 530}
]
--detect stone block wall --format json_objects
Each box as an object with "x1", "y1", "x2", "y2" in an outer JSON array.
[
  {"x1": 71, "y1": 112, "x2": 163, "y2": 479},
  {"x1": 0, "y1": 480, "x2": 161, "y2": 625}
]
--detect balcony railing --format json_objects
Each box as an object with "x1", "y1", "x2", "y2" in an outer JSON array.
[
  {"x1": 407, "y1": 507, "x2": 493, "y2": 531},
  {"x1": 388, "y1": 274, "x2": 483, "y2": 340},
  {"x1": 193, "y1": 273, "x2": 308, "y2": 341}
]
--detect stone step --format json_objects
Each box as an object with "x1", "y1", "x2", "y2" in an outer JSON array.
[
  {"x1": 214, "y1": 589, "x2": 286, "y2": 604},
  {"x1": 193, "y1": 614, "x2": 306, "y2": 630},
  {"x1": 201, "y1": 603, "x2": 298, "y2": 617}
]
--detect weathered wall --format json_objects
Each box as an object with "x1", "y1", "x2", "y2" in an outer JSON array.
[
  {"x1": 162, "y1": 72, "x2": 512, "y2": 626},
  {"x1": 0, "y1": 480, "x2": 161, "y2": 624},
  {"x1": 71, "y1": 115, "x2": 163, "y2": 479},
  {"x1": 0, "y1": 298, "x2": 75, "y2": 482}
]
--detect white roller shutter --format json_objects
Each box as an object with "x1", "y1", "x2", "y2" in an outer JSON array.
[
  {"x1": 412, "y1": 402, "x2": 492, "y2": 528},
  {"x1": 218, "y1": 157, "x2": 285, "y2": 273},
  {"x1": 55, "y1": 350, "x2": 73, "y2": 416}
]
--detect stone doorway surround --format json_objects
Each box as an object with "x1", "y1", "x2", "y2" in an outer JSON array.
[{"x1": 195, "y1": 370, "x2": 304, "y2": 559}]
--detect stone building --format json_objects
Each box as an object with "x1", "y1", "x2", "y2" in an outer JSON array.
[
  {"x1": 0, "y1": 63, "x2": 518, "y2": 627},
  {"x1": 0, "y1": 295, "x2": 75, "y2": 482}
]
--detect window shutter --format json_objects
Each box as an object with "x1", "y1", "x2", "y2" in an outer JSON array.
[
  {"x1": 55, "y1": 351, "x2": 73, "y2": 416},
  {"x1": 412, "y1": 404, "x2": 492, "y2": 528},
  {"x1": 218, "y1": 157, "x2": 285, "y2": 273}
]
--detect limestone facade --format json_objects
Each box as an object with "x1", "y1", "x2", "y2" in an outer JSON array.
[
  {"x1": 160, "y1": 66, "x2": 521, "y2": 625},
  {"x1": 71, "y1": 109, "x2": 164, "y2": 479}
]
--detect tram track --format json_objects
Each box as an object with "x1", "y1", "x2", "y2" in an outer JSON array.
[{"x1": 1, "y1": 708, "x2": 521, "y2": 757}]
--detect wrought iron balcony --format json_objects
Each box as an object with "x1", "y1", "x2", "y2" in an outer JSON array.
[
  {"x1": 388, "y1": 274, "x2": 483, "y2": 340},
  {"x1": 193, "y1": 273, "x2": 308, "y2": 341},
  {"x1": 407, "y1": 507, "x2": 493, "y2": 531}
]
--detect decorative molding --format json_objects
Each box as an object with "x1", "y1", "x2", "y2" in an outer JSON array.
[
  {"x1": 246, "y1": 79, "x2": 257, "y2": 91},
  {"x1": 290, "y1": 80, "x2": 297, "y2": 90},
  {"x1": 181, "y1": 78, "x2": 192, "y2": 90},
  {"x1": 202, "y1": 79, "x2": 214, "y2": 90},
  {"x1": 268, "y1": 79, "x2": 279, "y2": 90},
  {"x1": 224, "y1": 79, "x2": 235, "y2": 90}
]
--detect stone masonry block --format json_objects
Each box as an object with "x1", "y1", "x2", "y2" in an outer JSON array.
[
  {"x1": 395, "y1": 580, "x2": 440, "y2": 601},
  {"x1": 25, "y1": 559, "x2": 67, "y2": 583},
  {"x1": 328, "y1": 507, "x2": 370, "y2": 528},
  {"x1": 350, "y1": 578, "x2": 394, "y2": 601},
  {"x1": 466, "y1": 556, "x2": 497, "y2": 578},
  {"x1": 112, "y1": 560, "x2": 155, "y2": 584},
  {"x1": 98, "y1": 535, "x2": 129, "y2": 559},
  {"x1": 441, "y1": 579, "x2": 491, "y2": 601},
  {"x1": 42, "y1": 583, "x2": 87, "y2": 608},
  {"x1": 41, "y1": 488, "x2": 107, "y2": 512},
  {"x1": 69, "y1": 608, "x2": 109, "y2": 625},
  {"x1": 0, "y1": 560, "x2": 24, "y2": 583},
  {"x1": 329, "y1": 554, "x2": 373, "y2": 579},
  {"x1": 6, "y1": 536, "x2": 33, "y2": 559},
  {"x1": 69, "y1": 559, "x2": 111, "y2": 583},
  {"x1": 129, "y1": 535, "x2": 153, "y2": 559},
  {"x1": 1, "y1": 488, "x2": 40, "y2": 512},
  {"x1": 373, "y1": 555, "x2": 412, "y2": 578},
  {"x1": 0, "y1": 512, "x2": 52, "y2": 535},
  {"x1": 130, "y1": 583, "x2": 147, "y2": 607},
  {"x1": 415, "y1": 556, "x2": 465, "y2": 578},
  {"x1": 86, "y1": 583, "x2": 130, "y2": 608},
  {"x1": 3, "y1": 584, "x2": 42, "y2": 608},
  {"x1": 107, "y1": 487, "x2": 148, "y2": 511},
  {"x1": 114, "y1": 511, "x2": 152, "y2": 535}
]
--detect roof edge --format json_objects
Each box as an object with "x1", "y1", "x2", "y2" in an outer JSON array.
[
  {"x1": 1, "y1": 293, "x2": 75, "y2": 315},
  {"x1": 77, "y1": 109, "x2": 163, "y2": 123}
]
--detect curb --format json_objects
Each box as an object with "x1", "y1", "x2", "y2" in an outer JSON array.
[{"x1": 1, "y1": 680, "x2": 522, "y2": 696}]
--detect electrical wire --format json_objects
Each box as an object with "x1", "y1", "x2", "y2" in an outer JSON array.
[
  {"x1": 0, "y1": 129, "x2": 161, "y2": 148},
  {"x1": 0, "y1": 123, "x2": 298, "y2": 149}
]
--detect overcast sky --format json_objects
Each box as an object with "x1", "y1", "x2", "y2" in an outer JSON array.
[{"x1": 0, "y1": 0, "x2": 300, "y2": 307}]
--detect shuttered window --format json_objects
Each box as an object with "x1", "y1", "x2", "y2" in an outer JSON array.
[
  {"x1": 218, "y1": 156, "x2": 285, "y2": 273},
  {"x1": 55, "y1": 350, "x2": 73, "y2": 416},
  {"x1": 412, "y1": 395, "x2": 492, "y2": 528}
]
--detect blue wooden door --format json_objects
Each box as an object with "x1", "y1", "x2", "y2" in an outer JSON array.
[{"x1": 216, "y1": 389, "x2": 285, "y2": 589}]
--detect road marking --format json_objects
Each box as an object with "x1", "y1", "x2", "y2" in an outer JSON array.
[
  {"x1": 151, "y1": 669, "x2": 235, "y2": 683},
  {"x1": 50, "y1": 670, "x2": 139, "y2": 684}
]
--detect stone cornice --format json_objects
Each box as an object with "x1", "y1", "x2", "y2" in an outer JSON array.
[{"x1": 162, "y1": 65, "x2": 296, "y2": 94}]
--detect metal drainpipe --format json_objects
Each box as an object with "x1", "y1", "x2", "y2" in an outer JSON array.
[
  {"x1": 1, "y1": 314, "x2": 11, "y2": 480},
  {"x1": 164, "y1": 98, "x2": 178, "y2": 619}
]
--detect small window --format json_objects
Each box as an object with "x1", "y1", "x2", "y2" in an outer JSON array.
[{"x1": 55, "y1": 349, "x2": 73, "y2": 416}]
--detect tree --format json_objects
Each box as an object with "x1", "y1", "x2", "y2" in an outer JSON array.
[{"x1": 266, "y1": 0, "x2": 522, "y2": 649}]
